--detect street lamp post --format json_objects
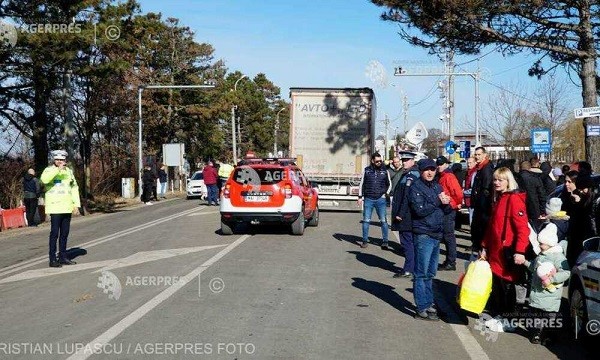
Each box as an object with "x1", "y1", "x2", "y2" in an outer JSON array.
[
  {"x1": 137, "y1": 84, "x2": 215, "y2": 196},
  {"x1": 274, "y1": 107, "x2": 285, "y2": 155},
  {"x1": 232, "y1": 75, "x2": 247, "y2": 164}
]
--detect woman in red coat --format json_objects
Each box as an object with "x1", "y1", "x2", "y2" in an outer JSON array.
[{"x1": 480, "y1": 167, "x2": 531, "y2": 332}]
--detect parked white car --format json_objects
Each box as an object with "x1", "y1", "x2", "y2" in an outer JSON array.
[
  {"x1": 186, "y1": 171, "x2": 207, "y2": 200},
  {"x1": 569, "y1": 236, "x2": 600, "y2": 341}
]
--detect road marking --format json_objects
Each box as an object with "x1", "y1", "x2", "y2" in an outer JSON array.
[
  {"x1": 66, "y1": 234, "x2": 251, "y2": 360},
  {"x1": 391, "y1": 231, "x2": 490, "y2": 360},
  {"x1": 187, "y1": 210, "x2": 219, "y2": 216},
  {"x1": 0, "y1": 245, "x2": 227, "y2": 284},
  {"x1": 0, "y1": 207, "x2": 206, "y2": 278}
]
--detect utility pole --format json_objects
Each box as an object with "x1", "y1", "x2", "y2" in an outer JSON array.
[
  {"x1": 382, "y1": 113, "x2": 390, "y2": 160},
  {"x1": 402, "y1": 94, "x2": 409, "y2": 136},
  {"x1": 447, "y1": 51, "x2": 456, "y2": 141}
]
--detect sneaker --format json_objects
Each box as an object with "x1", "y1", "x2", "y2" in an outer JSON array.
[
  {"x1": 49, "y1": 260, "x2": 62, "y2": 268},
  {"x1": 381, "y1": 243, "x2": 391, "y2": 250},
  {"x1": 415, "y1": 310, "x2": 439, "y2": 321},
  {"x1": 359, "y1": 242, "x2": 368, "y2": 249},
  {"x1": 393, "y1": 271, "x2": 412, "y2": 278},
  {"x1": 145, "y1": 202, "x2": 153, "y2": 205},
  {"x1": 426, "y1": 306, "x2": 438, "y2": 315}
]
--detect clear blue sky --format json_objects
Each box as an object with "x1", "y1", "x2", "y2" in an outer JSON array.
[{"x1": 138, "y1": 0, "x2": 581, "y2": 138}]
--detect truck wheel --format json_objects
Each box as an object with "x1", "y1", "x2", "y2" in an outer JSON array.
[
  {"x1": 221, "y1": 221, "x2": 233, "y2": 235},
  {"x1": 307, "y1": 207, "x2": 319, "y2": 227},
  {"x1": 291, "y1": 212, "x2": 305, "y2": 235}
]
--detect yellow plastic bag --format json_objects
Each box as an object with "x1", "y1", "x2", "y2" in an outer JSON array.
[{"x1": 458, "y1": 259, "x2": 492, "y2": 314}]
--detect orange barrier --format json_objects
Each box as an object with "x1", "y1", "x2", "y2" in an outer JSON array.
[{"x1": 0, "y1": 207, "x2": 26, "y2": 231}]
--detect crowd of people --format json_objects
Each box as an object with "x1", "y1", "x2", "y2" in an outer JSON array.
[{"x1": 358, "y1": 147, "x2": 595, "y2": 344}]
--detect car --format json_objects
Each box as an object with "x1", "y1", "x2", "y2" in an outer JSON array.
[
  {"x1": 569, "y1": 236, "x2": 600, "y2": 341},
  {"x1": 219, "y1": 158, "x2": 319, "y2": 235},
  {"x1": 186, "y1": 171, "x2": 208, "y2": 200}
]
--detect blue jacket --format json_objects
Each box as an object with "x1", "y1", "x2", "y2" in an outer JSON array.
[
  {"x1": 359, "y1": 165, "x2": 391, "y2": 200},
  {"x1": 390, "y1": 166, "x2": 420, "y2": 232},
  {"x1": 408, "y1": 177, "x2": 450, "y2": 240}
]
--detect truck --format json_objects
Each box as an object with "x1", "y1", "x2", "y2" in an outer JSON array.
[{"x1": 289, "y1": 87, "x2": 376, "y2": 211}]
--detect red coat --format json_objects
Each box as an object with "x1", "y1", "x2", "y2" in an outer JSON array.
[
  {"x1": 464, "y1": 167, "x2": 477, "y2": 207},
  {"x1": 438, "y1": 170, "x2": 464, "y2": 209},
  {"x1": 202, "y1": 165, "x2": 218, "y2": 185},
  {"x1": 481, "y1": 191, "x2": 530, "y2": 281}
]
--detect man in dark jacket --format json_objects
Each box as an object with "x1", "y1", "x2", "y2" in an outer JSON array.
[
  {"x1": 390, "y1": 150, "x2": 420, "y2": 277},
  {"x1": 517, "y1": 160, "x2": 546, "y2": 222},
  {"x1": 408, "y1": 158, "x2": 451, "y2": 321},
  {"x1": 358, "y1": 153, "x2": 392, "y2": 249},
  {"x1": 23, "y1": 168, "x2": 41, "y2": 226},
  {"x1": 470, "y1": 147, "x2": 494, "y2": 251},
  {"x1": 142, "y1": 165, "x2": 155, "y2": 205}
]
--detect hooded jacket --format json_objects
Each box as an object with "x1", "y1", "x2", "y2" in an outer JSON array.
[
  {"x1": 526, "y1": 245, "x2": 570, "y2": 312},
  {"x1": 481, "y1": 191, "x2": 531, "y2": 281},
  {"x1": 438, "y1": 169, "x2": 464, "y2": 210}
]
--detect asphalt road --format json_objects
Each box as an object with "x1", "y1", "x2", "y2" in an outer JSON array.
[{"x1": 0, "y1": 198, "x2": 593, "y2": 359}]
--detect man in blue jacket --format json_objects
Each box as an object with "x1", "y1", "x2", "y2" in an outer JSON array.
[
  {"x1": 358, "y1": 153, "x2": 392, "y2": 249},
  {"x1": 409, "y1": 158, "x2": 451, "y2": 321}
]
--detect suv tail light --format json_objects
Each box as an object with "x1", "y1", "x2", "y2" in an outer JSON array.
[
  {"x1": 283, "y1": 183, "x2": 292, "y2": 199},
  {"x1": 223, "y1": 184, "x2": 231, "y2": 198}
]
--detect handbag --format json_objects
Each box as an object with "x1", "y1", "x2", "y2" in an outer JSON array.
[{"x1": 458, "y1": 260, "x2": 493, "y2": 314}]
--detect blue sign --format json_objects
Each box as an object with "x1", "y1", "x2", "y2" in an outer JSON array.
[
  {"x1": 531, "y1": 128, "x2": 551, "y2": 153},
  {"x1": 587, "y1": 124, "x2": 600, "y2": 136},
  {"x1": 445, "y1": 141, "x2": 456, "y2": 154},
  {"x1": 459, "y1": 140, "x2": 471, "y2": 159}
]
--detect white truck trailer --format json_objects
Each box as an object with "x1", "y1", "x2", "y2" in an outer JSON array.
[{"x1": 289, "y1": 87, "x2": 376, "y2": 211}]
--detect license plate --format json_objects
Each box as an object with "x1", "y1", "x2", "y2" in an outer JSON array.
[{"x1": 244, "y1": 195, "x2": 269, "y2": 202}]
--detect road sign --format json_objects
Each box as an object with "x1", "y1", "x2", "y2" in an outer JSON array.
[
  {"x1": 574, "y1": 106, "x2": 600, "y2": 118},
  {"x1": 587, "y1": 124, "x2": 600, "y2": 136},
  {"x1": 531, "y1": 128, "x2": 551, "y2": 153},
  {"x1": 445, "y1": 141, "x2": 456, "y2": 154},
  {"x1": 459, "y1": 140, "x2": 471, "y2": 159}
]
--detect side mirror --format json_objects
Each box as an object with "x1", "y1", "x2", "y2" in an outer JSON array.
[{"x1": 582, "y1": 237, "x2": 600, "y2": 252}]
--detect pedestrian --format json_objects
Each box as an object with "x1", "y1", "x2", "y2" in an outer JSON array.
[
  {"x1": 358, "y1": 152, "x2": 392, "y2": 249},
  {"x1": 142, "y1": 165, "x2": 154, "y2": 205},
  {"x1": 560, "y1": 170, "x2": 595, "y2": 267},
  {"x1": 40, "y1": 150, "x2": 81, "y2": 267},
  {"x1": 464, "y1": 156, "x2": 477, "y2": 224},
  {"x1": 387, "y1": 156, "x2": 403, "y2": 205},
  {"x1": 23, "y1": 168, "x2": 42, "y2": 227},
  {"x1": 540, "y1": 161, "x2": 556, "y2": 196},
  {"x1": 516, "y1": 160, "x2": 547, "y2": 225},
  {"x1": 479, "y1": 167, "x2": 531, "y2": 332},
  {"x1": 390, "y1": 150, "x2": 420, "y2": 277},
  {"x1": 408, "y1": 158, "x2": 451, "y2": 321},
  {"x1": 218, "y1": 160, "x2": 234, "y2": 196},
  {"x1": 158, "y1": 165, "x2": 168, "y2": 199},
  {"x1": 522, "y1": 223, "x2": 570, "y2": 344},
  {"x1": 470, "y1": 147, "x2": 494, "y2": 252},
  {"x1": 435, "y1": 156, "x2": 464, "y2": 271},
  {"x1": 203, "y1": 161, "x2": 219, "y2": 206}
]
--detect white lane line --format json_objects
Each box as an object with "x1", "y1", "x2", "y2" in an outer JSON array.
[
  {"x1": 0, "y1": 207, "x2": 206, "y2": 278},
  {"x1": 66, "y1": 234, "x2": 252, "y2": 360},
  {"x1": 187, "y1": 210, "x2": 219, "y2": 216},
  {"x1": 391, "y1": 230, "x2": 490, "y2": 360}
]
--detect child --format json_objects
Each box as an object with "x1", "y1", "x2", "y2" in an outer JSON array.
[{"x1": 524, "y1": 222, "x2": 570, "y2": 344}]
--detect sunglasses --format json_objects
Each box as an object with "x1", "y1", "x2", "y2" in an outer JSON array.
[{"x1": 374, "y1": 160, "x2": 383, "y2": 164}]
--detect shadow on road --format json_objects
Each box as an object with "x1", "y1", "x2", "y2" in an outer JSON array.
[
  {"x1": 351, "y1": 277, "x2": 415, "y2": 317},
  {"x1": 65, "y1": 247, "x2": 87, "y2": 261},
  {"x1": 347, "y1": 251, "x2": 402, "y2": 274}
]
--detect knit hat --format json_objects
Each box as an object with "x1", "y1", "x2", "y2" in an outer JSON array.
[
  {"x1": 545, "y1": 198, "x2": 562, "y2": 216},
  {"x1": 538, "y1": 222, "x2": 559, "y2": 247}
]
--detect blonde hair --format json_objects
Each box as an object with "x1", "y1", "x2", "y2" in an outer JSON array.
[{"x1": 493, "y1": 167, "x2": 519, "y2": 199}]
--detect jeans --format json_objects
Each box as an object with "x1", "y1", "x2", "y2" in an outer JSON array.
[
  {"x1": 207, "y1": 184, "x2": 219, "y2": 204},
  {"x1": 49, "y1": 213, "x2": 72, "y2": 261},
  {"x1": 413, "y1": 234, "x2": 440, "y2": 312},
  {"x1": 441, "y1": 210, "x2": 457, "y2": 264},
  {"x1": 362, "y1": 197, "x2": 388, "y2": 243},
  {"x1": 159, "y1": 182, "x2": 167, "y2": 197},
  {"x1": 399, "y1": 231, "x2": 415, "y2": 273}
]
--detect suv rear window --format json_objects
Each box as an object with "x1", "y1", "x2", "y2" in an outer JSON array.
[
  {"x1": 191, "y1": 172, "x2": 204, "y2": 180},
  {"x1": 233, "y1": 167, "x2": 291, "y2": 185}
]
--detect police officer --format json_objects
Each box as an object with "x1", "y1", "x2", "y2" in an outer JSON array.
[
  {"x1": 40, "y1": 150, "x2": 81, "y2": 267},
  {"x1": 390, "y1": 150, "x2": 420, "y2": 278}
]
